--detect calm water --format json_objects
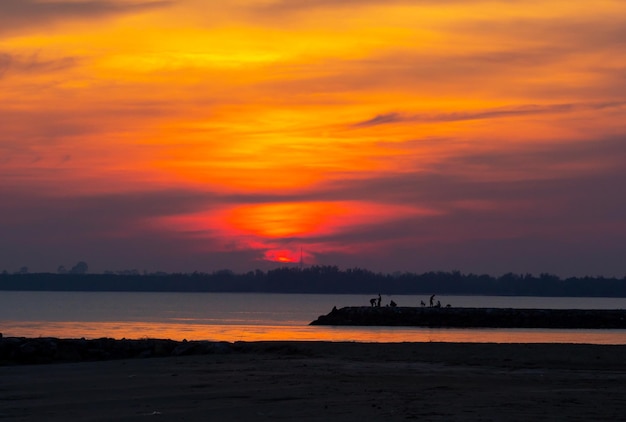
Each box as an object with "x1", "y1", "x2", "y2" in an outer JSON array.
[{"x1": 2, "y1": 291, "x2": 626, "y2": 344}]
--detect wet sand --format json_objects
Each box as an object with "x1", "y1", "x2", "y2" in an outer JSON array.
[{"x1": 2, "y1": 341, "x2": 626, "y2": 421}]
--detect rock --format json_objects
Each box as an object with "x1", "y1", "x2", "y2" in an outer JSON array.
[
  {"x1": 310, "y1": 306, "x2": 626, "y2": 329},
  {"x1": 172, "y1": 341, "x2": 202, "y2": 356},
  {"x1": 0, "y1": 337, "x2": 235, "y2": 366}
]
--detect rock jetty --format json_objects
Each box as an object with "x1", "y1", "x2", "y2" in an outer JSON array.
[{"x1": 310, "y1": 306, "x2": 626, "y2": 329}]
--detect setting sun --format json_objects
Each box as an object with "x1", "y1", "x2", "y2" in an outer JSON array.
[{"x1": 264, "y1": 249, "x2": 301, "y2": 264}]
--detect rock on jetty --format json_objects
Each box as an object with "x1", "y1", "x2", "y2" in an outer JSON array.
[{"x1": 310, "y1": 306, "x2": 626, "y2": 329}]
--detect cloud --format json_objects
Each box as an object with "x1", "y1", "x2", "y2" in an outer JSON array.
[
  {"x1": 303, "y1": 144, "x2": 626, "y2": 276},
  {"x1": 248, "y1": 0, "x2": 477, "y2": 16},
  {"x1": 0, "y1": 52, "x2": 78, "y2": 79},
  {"x1": 1, "y1": 131, "x2": 625, "y2": 276},
  {"x1": 0, "y1": 54, "x2": 10, "y2": 78},
  {"x1": 353, "y1": 112, "x2": 405, "y2": 127},
  {"x1": 0, "y1": 188, "x2": 216, "y2": 226},
  {"x1": 247, "y1": 44, "x2": 619, "y2": 104},
  {"x1": 305, "y1": 134, "x2": 626, "y2": 232},
  {"x1": 458, "y1": 17, "x2": 626, "y2": 53},
  {"x1": 352, "y1": 102, "x2": 626, "y2": 127},
  {"x1": 0, "y1": 0, "x2": 173, "y2": 33}
]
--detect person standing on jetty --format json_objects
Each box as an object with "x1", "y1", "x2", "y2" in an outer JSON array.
[
  {"x1": 430, "y1": 294, "x2": 435, "y2": 307},
  {"x1": 369, "y1": 293, "x2": 382, "y2": 307}
]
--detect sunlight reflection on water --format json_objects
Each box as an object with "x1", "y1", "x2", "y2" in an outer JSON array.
[{"x1": 3, "y1": 321, "x2": 626, "y2": 345}]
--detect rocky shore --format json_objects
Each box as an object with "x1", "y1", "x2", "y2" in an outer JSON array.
[
  {"x1": 0, "y1": 335, "x2": 235, "y2": 365},
  {"x1": 310, "y1": 306, "x2": 626, "y2": 328}
]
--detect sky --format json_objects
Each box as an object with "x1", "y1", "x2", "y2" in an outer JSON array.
[{"x1": 2, "y1": 0, "x2": 626, "y2": 277}]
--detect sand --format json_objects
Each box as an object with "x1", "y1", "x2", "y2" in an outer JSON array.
[{"x1": 2, "y1": 341, "x2": 626, "y2": 421}]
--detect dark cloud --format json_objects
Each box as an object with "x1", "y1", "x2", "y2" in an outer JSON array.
[
  {"x1": 328, "y1": 134, "x2": 626, "y2": 198},
  {"x1": 306, "y1": 198, "x2": 626, "y2": 277},
  {"x1": 0, "y1": 0, "x2": 173, "y2": 33},
  {"x1": 0, "y1": 52, "x2": 78, "y2": 79},
  {"x1": 1, "y1": 134, "x2": 625, "y2": 276},
  {"x1": 296, "y1": 135, "x2": 626, "y2": 273},
  {"x1": 248, "y1": 0, "x2": 478, "y2": 16},
  {"x1": 306, "y1": 158, "x2": 626, "y2": 277},
  {"x1": 352, "y1": 102, "x2": 626, "y2": 127},
  {"x1": 0, "y1": 99, "x2": 180, "y2": 158},
  {"x1": 353, "y1": 112, "x2": 405, "y2": 127},
  {"x1": 0, "y1": 186, "x2": 345, "y2": 273},
  {"x1": 458, "y1": 18, "x2": 626, "y2": 53},
  {"x1": 2, "y1": 168, "x2": 625, "y2": 277},
  {"x1": 0, "y1": 188, "x2": 219, "y2": 224},
  {"x1": 0, "y1": 54, "x2": 10, "y2": 78}
]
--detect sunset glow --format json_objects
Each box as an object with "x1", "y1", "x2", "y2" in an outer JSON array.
[
  {"x1": 2, "y1": 0, "x2": 625, "y2": 276},
  {"x1": 264, "y1": 250, "x2": 300, "y2": 264}
]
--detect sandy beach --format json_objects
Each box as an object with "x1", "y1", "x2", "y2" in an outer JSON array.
[{"x1": 2, "y1": 341, "x2": 626, "y2": 421}]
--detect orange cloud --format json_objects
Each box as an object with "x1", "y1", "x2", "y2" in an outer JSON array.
[{"x1": 155, "y1": 200, "x2": 438, "y2": 261}]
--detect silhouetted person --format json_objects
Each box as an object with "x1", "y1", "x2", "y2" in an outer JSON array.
[
  {"x1": 420, "y1": 300, "x2": 426, "y2": 307},
  {"x1": 436, "y1": 300, "x2": 441, "y2": 308},
  {"x1": 430, "y1": 294, "x2": 435, "y2": 307},
  {"x1": 389, "y1": 300, "x2": 397, "y2": 307},
  {"x1": 377, "y1": 293, "x2": 381, "y2": 307},
  {"x1": 370, "y1": 298, "x2": 377, "y2": 307}
]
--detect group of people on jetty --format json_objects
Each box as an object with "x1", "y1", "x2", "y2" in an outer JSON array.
[
  {"x1": 369, "y1": 294, "x2": 394, "y2": 308},
  {"x1": 369, "y1": 294, "x2": 447, "y2": 308}
]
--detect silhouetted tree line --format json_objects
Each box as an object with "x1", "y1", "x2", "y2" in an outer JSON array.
[{"x1": 1, "y1": 266, "x2": 626, "y2": 296}]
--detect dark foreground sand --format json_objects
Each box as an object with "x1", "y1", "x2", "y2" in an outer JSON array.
[{"x1": 2, "y1": 342, "x2": 626, "y2": 421}]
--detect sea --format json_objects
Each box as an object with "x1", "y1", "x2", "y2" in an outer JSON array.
[{"x1": 2, "y1": 292, "x2": 626, "y2": 344}]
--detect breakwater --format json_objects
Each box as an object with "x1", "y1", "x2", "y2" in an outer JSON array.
[{"x1": 310, "y1": 307, "x2": 626, "y2": 329}]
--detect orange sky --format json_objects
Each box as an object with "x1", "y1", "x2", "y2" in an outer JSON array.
[{"x1": 1, "y1": 0, "x2": 626, "y2": 276}]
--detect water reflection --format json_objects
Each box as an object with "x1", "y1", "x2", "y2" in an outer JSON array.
[
  {"x1": 3, "y1": 292, "x2": 626, "y2": 344},
  {"x1": 4, "y1": 321, "x2": 626, "y2": 345}
]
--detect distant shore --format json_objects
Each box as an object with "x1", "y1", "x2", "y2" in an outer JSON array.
[
  {"x1": 2, "y1": 339, "x2": 626, "y2": 421},
  {"x1": 3, "y1": 270, "x2": 626, "y2": 297}
]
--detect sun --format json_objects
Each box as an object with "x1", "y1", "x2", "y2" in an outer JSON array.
[{"x1": 264, "y1": 249, "x2": 300, "y2": 263}]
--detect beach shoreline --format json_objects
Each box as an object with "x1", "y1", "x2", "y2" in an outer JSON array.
[{"x1": 2, "y1": 339, "x2": 626, "y2": 420}]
